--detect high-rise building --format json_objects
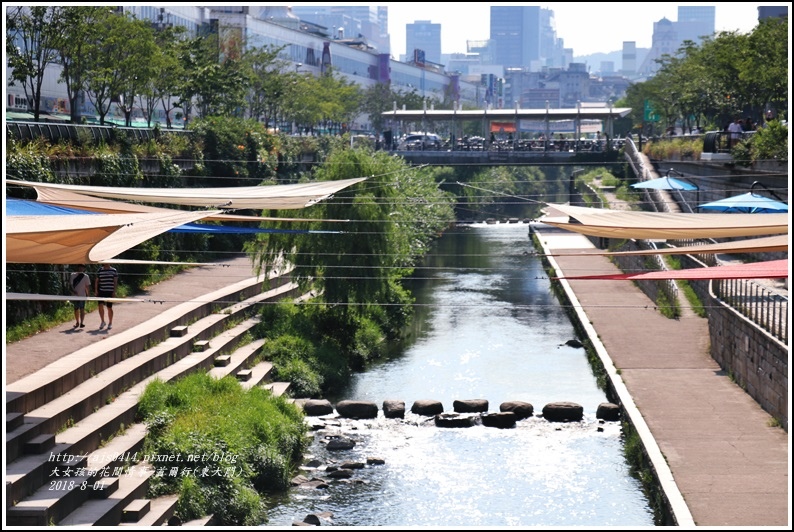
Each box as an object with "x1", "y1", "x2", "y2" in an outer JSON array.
[
  {"x1": 490, "y1": 6, "x2": 541, "y2": 69},
  {"x1": 406, "y1": 20, "x2": 441, "y2": 65},
  {"x1": 758, "y1": 5, "x2": 789, "y2": 20},
  {"x1": 675, "y1": 6, "x2": 715, "y2": 46},
  {"x1": 637, "y1": 18, "x2": 678, "y2": 77},
  {"x1": 621, "y1": 41, "x2": 637, "y2": 77},
  {"x1": 289, "y1": 5, "x2": 389, "y2": 53}
]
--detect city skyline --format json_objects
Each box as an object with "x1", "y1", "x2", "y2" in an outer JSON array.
[{"x1": 379, "y1": 2, "x2": 781, "y2": 58}]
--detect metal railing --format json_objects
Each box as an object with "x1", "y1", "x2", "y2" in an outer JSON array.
[
  {"x1": 6, "y1": 121, "x2": 191, "y2": 144},
  {"x1": 712, "y1": 278, "x2": 789, "y2": 344},
  {"x1": 624, "y1": 147, "x2": 788, "y2": 344}
]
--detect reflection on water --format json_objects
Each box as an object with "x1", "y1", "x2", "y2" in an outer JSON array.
[{"x1": 263, "y1": 224, "x2": 654, "y2": 527}]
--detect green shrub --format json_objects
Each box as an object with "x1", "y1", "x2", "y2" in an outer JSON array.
[
  {"x1": 751, "y1": 120, "x2": 788, "y2": 162},
  {"x1": 138, "y1": 373, "x2": 307, "y2": 525},
  {"x1": 174, "y1": 476, "x2": 207, "y2": 521},
  {"x1": 350, "y1": 315, "x2": 386, "y2": 367},
  {"x1": 274, "y1": 357, "x2": 323, "y2": 398}
]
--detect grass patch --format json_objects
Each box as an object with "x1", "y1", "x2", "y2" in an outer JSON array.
[
  {"x1": 621, "y1": 421, "x2": 669, "y2": 524},
  {"x1": 138, "y1": 372, "x2": 308, "y2": 526}
]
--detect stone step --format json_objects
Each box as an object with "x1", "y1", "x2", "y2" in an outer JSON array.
[
  {"x1": 263, "y1": 382, "x2": 291, "y2": 397},
  {"x1": 6, "y1": 449, "x2": 88, "y2": 510},
  {"x1": 59, "y1": 464, "x2": 154, "y2": 526},
  {"x1": 5, "y1": 276, "x2": 297, "y2": 420},
  {"x1": 240, "y1": 361, "x2": 275, "y2": 390},
  {"x1": 5, "y1": 313, "x2": 258, "y2": 465},
  {"x1": 6, "y1": 319, "x2": 264, "y2": 507},
  {"x1": 7, "y1": 412, "x2": 24, "y2": 431},
  {"x1": 121, "y1": 498, "x2": 151, "y2": 522},
  {"x1": 6, "y1": 279, "x2": 303, "y2": 519},
  {"x1": 213, "y1": 355, "x2": 231, "y2": 367},
  {"x1": 90, "y1": 477, "x2": 119, "y2": 499},
  {"x1": 119, "y1": 494, "x2": 178, "y2": 526},
  {"x1": 4, "y1": 310, "x2": 226, "y2": 464},
  {"x1": 193, "y1": 340, "x2": 211, "y2": 352},
  {"x1": 236, "y1": 369, "x2": 253, "y2": 382},
  {"x1": 6, "y1": 475, "x2": 96, "y2": 526},
  {"x1": 208, "y1": 337, "x2": 266, "y2": 381},
  {"x1": 170, "y1": 325, "x2": 189, "y2": 337},
  {"x1": 24, "y1": 433, "x2": 55, "y2": 455}
]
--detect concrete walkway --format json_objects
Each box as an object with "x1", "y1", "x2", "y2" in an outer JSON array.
[
  {"x1": 6, "y1": 254, "x2": 262, "y2": 384},
  {"x1": 533, "y1": 223, "x2": 789, "y2": 527}
]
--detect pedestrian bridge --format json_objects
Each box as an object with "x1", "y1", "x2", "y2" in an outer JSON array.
[
  {"x1": 383, "y1": 106, "x2": 631, "y2": 165},
  {"x1": 389, "y1": 142, "x2": 624, "y2": 165}
]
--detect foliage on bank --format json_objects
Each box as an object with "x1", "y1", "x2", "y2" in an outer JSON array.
[
  {"x1": 246, "y1": 147, "x2": 456, "y2": 395},
  {"x1": 137, "y1": 372, "x2": 308, "y2": 525},
  {"x1": 621, "y1": 16, "x2": 788, "y2": 134}
]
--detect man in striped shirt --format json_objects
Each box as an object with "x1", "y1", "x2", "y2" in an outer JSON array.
[{"x1": 95, "y1": 263, "x2": 119, "y2": 330}]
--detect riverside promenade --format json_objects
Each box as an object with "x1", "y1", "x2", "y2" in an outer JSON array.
[
  {"x1": 4, "y1": 243, "x2": 790, "y2": 526},
  {"x1": 533, "y1": 222, "x2": 789, "y2": 527}
]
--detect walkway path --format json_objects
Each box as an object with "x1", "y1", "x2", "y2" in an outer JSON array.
[
  {"x1": 6, "y1": 254, "x2": 261, "y2": 384},
  {"x1": 534, "y1": 222, "x2": 789, "y2": 527}
]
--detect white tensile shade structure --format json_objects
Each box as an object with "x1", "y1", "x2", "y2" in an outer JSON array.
[{"x1": 539, "y1": 204, "x2": 789, "y2": 240}]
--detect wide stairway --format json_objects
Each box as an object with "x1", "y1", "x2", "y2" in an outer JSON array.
[{"x1": 6, "y1": 269, "x2": 301, "y2": 526}]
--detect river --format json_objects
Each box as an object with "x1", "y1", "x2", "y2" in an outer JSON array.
[{"x1": 263, "y1": 222, "x2": 655, "y2": 527}]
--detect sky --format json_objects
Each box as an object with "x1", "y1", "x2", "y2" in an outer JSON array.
[{"x1": 379, "y1": 2, "x2": 783, "y2": 58}]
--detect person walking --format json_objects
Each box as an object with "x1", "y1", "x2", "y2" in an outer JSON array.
[
  {"x1": 69, "y1": 264, "x2": 91, "y2": 329},
  {"x1": 727, "y1": 117, "x2": 744, "y2": 148},
  {"x1": 95, "y1": 263, "x2": 119, "y2": 330}
]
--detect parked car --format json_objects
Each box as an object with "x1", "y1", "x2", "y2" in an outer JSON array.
[{"x1": 397, "y1": 133, "x2": 442, "y2": 150}]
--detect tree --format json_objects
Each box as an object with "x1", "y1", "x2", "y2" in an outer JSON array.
[
  {"x1": 740, "y1": 17, "x2": 788, "y2": 118},
  {"x1": 6, "y1": 6, "x2": 68, "y2": 121},
  {"x1": 247, "y1": 148, "x2": 454, "y2": 332},
  {"x1": 360, "y1": 82, "x2": 397, "y2": 134},
  {"x1": 82, "y1": 11, "x2": 157, "y2": 125},
  {"x1": 179, "y1": 33, "x2": 248, "y2": 120},
  {"x1": 242, "y1": 44, "x2": 287, "y2": 123},
  {"x1": 57, "y1": 7, "x2": 110, "y2": 123},
  {"x1": 150, "y1": 26, "x2": 190, "y2": 128},
  {"x1": 115, "y1": 19, "x2": 158, "y2": 127}
]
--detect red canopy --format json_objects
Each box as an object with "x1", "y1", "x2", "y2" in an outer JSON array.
[{"x1": 553, "y1": 259, "x2": 789, "y2": 281}]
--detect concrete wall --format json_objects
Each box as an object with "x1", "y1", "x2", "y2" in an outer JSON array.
[
  {"x1": 707, "y1": 296, "x2": 788, "y2": 431},
  {"x1": 678, "y1": 255, "x2": 788, "y2": 431}
]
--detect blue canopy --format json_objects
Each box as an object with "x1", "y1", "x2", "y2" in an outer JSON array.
[
  {"x1": 631, "y1": 176, "x2": 698, "y2": 191},
  {"x1": 6, "y1": 199, "x2": 339, "y2": 233},
  {"x1": 698, "y1": 192, "x2": 789, "y2": 214}
]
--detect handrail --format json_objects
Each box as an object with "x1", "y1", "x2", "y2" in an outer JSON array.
[{"x1": 712, "y1": 278, "x2": 788, "y2": 344}]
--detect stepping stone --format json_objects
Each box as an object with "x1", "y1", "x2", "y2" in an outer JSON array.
[
  {"x1": 237, "y1": 369, "x2": 252, "y2": 381},
  {"x1": 170, "y1": 325, "x2": 188, "y2": 337}
]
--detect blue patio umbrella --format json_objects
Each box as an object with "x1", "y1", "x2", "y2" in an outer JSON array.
[
  {"x1": 630, "y1": 176, "x2": 698, "y2": 191},
  {"x1": 697, "y1": 192, "x2": 789, "y2": 213}
]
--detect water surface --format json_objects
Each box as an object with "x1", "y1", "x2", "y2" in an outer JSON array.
[{"x1": 264, "y1": 223, "x2": 654, "y2": 527}]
